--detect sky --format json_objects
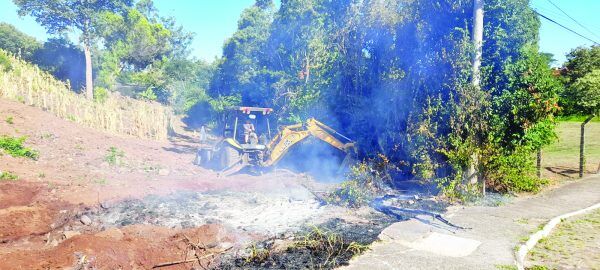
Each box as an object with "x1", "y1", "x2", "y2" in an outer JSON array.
[{"x1": 0, "y1": 0, "x2": 598, "y2": 65}]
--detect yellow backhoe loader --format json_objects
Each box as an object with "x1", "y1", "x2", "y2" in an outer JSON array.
[{"x1": 194, "y1": 106, "x2": 357, "y2": 175}]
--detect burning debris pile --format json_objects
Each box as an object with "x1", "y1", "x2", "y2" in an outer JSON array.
[{"x1": 85, "y1": 189, "x2": 324, "y2": 236}]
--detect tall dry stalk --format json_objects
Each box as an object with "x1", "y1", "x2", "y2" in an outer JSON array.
[{"x1": 0, "y1": 50, "x2": 172, "y2": 140}]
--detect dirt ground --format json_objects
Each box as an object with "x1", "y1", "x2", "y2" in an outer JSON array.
[{"x1": 0, "y1": 99, "x2": 359, "y2": 269}]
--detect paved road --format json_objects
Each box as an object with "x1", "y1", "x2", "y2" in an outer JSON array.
[{"x1": 342, "y1": 175, "x2": 600, "y2": 270}]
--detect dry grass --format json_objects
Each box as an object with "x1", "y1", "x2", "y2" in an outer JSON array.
[{"x1": 0, "y1": 50, "x2": 172, "y2": 140}]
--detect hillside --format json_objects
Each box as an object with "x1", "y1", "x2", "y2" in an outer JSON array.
[{"x1": 0, "y1": 49, "x2": 171, "y2": 140}]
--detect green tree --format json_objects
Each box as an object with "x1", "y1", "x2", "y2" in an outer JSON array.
[
  {"x1": 94, "y1": 0, "x2": 193, "y2": 102},
  {"x1": 13, "y1": 0, "x2": 133, "y2": 99},
  {"x1": 211, "y1": 0, "x2": 274, "y2": 108},
  {"x1": 0, "y1": 22, "x2": 41, "y2": 61}
]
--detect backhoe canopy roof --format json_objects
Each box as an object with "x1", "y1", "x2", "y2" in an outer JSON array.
[{"x1": 230, "y1": 106, "x2": 274, "y2": 115}]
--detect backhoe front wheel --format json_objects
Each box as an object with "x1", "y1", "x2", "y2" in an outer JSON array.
[
  {"x1": 218, "y1": 145, "x2": 241, "y2": 170},
  {"x1": 194, "y1": 149, "x2": 211, "y2": 166}
]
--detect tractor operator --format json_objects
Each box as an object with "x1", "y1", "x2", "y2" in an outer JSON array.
[{"x1": 243, "y1": 120, "x2": 258, "y2": 143}]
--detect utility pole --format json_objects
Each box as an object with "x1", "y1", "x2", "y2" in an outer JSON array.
[
  {"x1": 471, "y1": 0, "x2": 485, "y2": 195},
  {"x1": 472, "y1": 0, "x2": 484, "y2": 86}
]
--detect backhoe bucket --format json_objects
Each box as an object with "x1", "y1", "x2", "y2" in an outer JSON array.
[{"x1": 218, "y1": 161, "x2": 248, "y2": 177}]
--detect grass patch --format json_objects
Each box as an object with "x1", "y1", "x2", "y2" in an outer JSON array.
[
  {"x1": 0, "y1": 171, "x2": 19, "y2": 181},
  {"x1": 527, "y1": 209, "x2": 600, "y2": 269},
  {"x1": 5, "y1": 116, "x2": 14, "y2": 124},
  {"x1": 542, "y1": 121, "x2": 600, "y2": 178},
  {"x1": 556, "y1": 115, "x2": 600, "y2": 122},
  {"x1": 104, "y1": 147, "x2": 124, "y2": 166},
  {"x1": 0, "y1": 135, "x2": 38, "y2": 159},
  {"x1": 243, "y1": 243, "x2": 272, "y2": 264}
]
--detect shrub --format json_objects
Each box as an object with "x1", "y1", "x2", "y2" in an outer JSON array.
[
  {"x1": 326, "y1": 155, "x2": 392, "y2": 208},
  {"x1": 485, "y1": 148, "x2": 548, "y2": 193},
  {"x1": 93, "y1": 86, "x2": 109, "y2": 103},
  {"x1": 0, "y1": 136, "x2": 38, "y2": 159}
]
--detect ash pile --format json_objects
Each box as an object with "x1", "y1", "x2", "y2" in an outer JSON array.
[{"x1": 90, "y1": 189, "x2": 324, "y2": 236}]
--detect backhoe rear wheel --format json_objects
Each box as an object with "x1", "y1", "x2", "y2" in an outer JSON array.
[{"x1": 218, "y1": 145, "x2": 241, "y2": 170}]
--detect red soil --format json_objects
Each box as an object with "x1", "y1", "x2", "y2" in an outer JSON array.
[{"x1": 0, "y1": 99, "x2": 277, "y2": 269}]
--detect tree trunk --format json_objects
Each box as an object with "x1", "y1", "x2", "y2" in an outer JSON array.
[
  {"x1": 579, "y1": 115, "x2": 594, "y2": 178},
  {"x1": 469, "y1": 0, "x2": 485, "y2": 195},
  {"x1": 471, "y1": 0, "x2": 484, "y2": 86},
  {"x1": 537, "y1": 148, "x2": 542, "y2": 178},
  {"x1": 84, "y1": 43, "x2": 93, "y2": 99}
]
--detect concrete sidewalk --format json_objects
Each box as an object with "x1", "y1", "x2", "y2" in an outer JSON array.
[{"x1": 341, "y1": 175, "x2": 600, "y2": 270}]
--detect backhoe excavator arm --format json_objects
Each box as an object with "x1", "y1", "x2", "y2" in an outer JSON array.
[{"x1": 264, "y1": 118, "x2": 356, "y2": 166}]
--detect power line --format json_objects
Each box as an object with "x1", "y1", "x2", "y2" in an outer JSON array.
[
  {"x1": 545, "y1": 0, "x2": 600, "y2": 41},
  {"x1": 532, "y1": 4, "x2": 600, "y2": 35},
  {"x1": 533, "y1": 9, "x2": 599, "y2": 45}
]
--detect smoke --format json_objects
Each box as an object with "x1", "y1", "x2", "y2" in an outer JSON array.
[
  {"x1": 277, "y1": 136, "x2": 348, "y2": 183},
  {"x1": 33, "y1": 37, "x2": 86, "y2": 90}
]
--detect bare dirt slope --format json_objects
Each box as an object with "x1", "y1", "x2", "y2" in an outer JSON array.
[{"x1": 0, "y1": 98, "x2": 332, "y2": 269}]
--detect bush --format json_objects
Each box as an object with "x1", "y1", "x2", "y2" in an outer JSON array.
[
  {"x1": 485, "y1": 148, "x2": 547, "y2": 193},
  {"x1": 0, "y1": 136, "x2": 38, "y2": 159},
  {"x1": 138, "y1": 87, "x2": 158, "y2": 101},
  {"x1": 326, "y1": 155, "x2": 392, "y2": 207},
  {"x1": 93, "y1": 86, "x2": 109, "y2": 103}
]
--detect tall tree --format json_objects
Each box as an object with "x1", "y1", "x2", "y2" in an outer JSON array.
[
  {"x1": 13, "y1": 0, "x2": 132, "y2": 98},
  {"x1": 211, "y1": 0, "x2": 274, "y2": 105}
]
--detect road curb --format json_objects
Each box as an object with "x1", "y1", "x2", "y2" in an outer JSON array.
[{"x1": 514, "y1": 201, "x2": 600, "y2": 270}]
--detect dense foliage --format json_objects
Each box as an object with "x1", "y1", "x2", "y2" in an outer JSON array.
[
  {"x1": 209, "y1": 0, "x2": 560, "y2": 195},
  {"x1": 3, "y1": 0, "x2": 565, "y2": 196},
  {"x1": 560, "y1": 46, "x2": 600, "y2": 118}
]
